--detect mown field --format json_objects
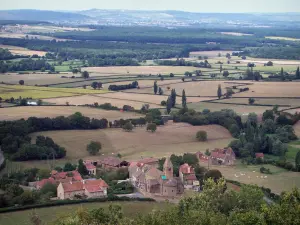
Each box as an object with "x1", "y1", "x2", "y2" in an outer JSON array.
[
  {"x1": 0, "y1": 106, "x2": 141, "y2": 121},
  {"x1": 210, "y1": 161, "x2": 300, "y2": 194},
  {"x1": 0, "y1": 201, "x2": 170, "y2": 225},
  {"x1": 0, "y1": 84, "x2": 108, "y2": 99},
  {"x1": 18, "y1": 122, "x2": 233, "y2": 169},
  {"x1": 0, "y1": 44, "x2": 47, "y2": 56}
]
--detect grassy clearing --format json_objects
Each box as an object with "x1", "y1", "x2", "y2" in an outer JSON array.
[
  {"x1": 0, "y1": 84, "x2": 108, "y2": 99},
  {"x1": 210, "y1": 160, "x2": 300, "y2": 194},
  {"x1": 0, "y1": 201, "x2": 170, "y2": 225}
]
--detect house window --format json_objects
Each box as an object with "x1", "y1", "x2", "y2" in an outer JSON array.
[
  {"x1": 165, "y1": 190, "x2": 166, "y2": 192},
  {"x1": 172, "y1": 190, "x2": 173, "y2": 192}
]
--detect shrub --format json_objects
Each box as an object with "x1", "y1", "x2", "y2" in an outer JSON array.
[
  {"x1": 123, "y1": 122, "x2": 133, "y2": 132},
  {"x1": 87, "y1": 141, "x2": 102, "y2": 155},
  {"x1": 146, "y1": 123, "x2": 157, "y2": 132},
  {"x1": 161, "y1": 100, "x2": 167, "y2": 106},
  {"x1": 196, "y1": 130, "x2": 207, "y2": 141},
  {"x1": 248, "y1": 98, "x2": 255, "y2": 105},
  {"x1": 202, "y1": 109, "x2": 210, "y2": 115},
  {"x1": 19, "y1": 80, "x2": 24, "y2": 85},
  {"x1": 204, "y1": 169, "x2": 222, "y2": 181}
]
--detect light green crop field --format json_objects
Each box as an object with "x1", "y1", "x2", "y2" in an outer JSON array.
[
  {"x1": 0, "y1": 84, "x2": 108, "y2": 99},
  {"x1": 0, "y1": 201, "x2": 170, "y2": 225}
]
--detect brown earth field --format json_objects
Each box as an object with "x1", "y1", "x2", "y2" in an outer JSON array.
[
  {"x1": 233, "y1": 82, "x2": 300, "y2": 97},
  {"x1": 0, "y1": 44, "x2": 47, "y2": 56},
  {"x1": 212, "y1": 98, "x2": 300, "y2": 107},
  {"x1": 44, "y1": 94, "x2": 161, "y2": 109},
  {"x1": 23, "y1": 122, "x2": 233, "y2": 169},
  {"x1": 0, "y1": 106, "x2": 142, "y2": 121},
  {"x1": 209, "y1": 163, "x2": 300, "y2": 194},
  {"x1": 85, "y1": 66, "x2": 198, "y2": 75},
  {"x1": 124, "y1": 81, "x2": 247, "y2": 97}
]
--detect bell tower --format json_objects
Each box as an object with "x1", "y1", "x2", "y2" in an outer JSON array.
[{"x1": 163, "y1": 157, "x2": 173, "y2": 179}]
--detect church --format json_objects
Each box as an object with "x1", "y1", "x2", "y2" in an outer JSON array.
[{"x1": 129, "y1": 157, "x2": 184, "y2": 197}]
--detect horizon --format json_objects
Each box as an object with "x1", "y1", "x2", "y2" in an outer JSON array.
[{"x1": 1, "y1": 0, "x2": 300, "y2": 13}]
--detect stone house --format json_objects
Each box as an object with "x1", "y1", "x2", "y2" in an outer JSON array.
[
  {"x1": 85, "y1": 163, "x2": 97, "y2": 176},
  {"x1": 179, "y1": 163, "x2": 198, "y2": 186},
  {"x1": 57, "y1": 179, "x2": 108, "y2": 200},
  {"x1": 255, "y1": 153, "x2": 264, "y2": 159},
  {"x1": 129, "y1": 157, "x2": 184, "y2": 197},
  {"x1": 210, "y1": 148, "x2": 236, "y2": 165},
  {"x1": 97, "y1": 157, "x2": 129, "y2": 169}
]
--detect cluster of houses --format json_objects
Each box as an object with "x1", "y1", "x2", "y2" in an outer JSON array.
[{"x1": 32, "y1": 147, "x2": 261, "y2": 200}]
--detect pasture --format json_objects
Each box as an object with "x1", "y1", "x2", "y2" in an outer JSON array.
[
  {"x1": 0, "y1": 44, "x2": 47, "y2": 56},
  {"x1": 20, "y1": 122, "x2": 233, "y2": 169},
  {"x1": 85, "y1": 66, "x2": 197, "y2": 75},
  {"x1": 0, "y1": 106, "x2": 141, "y2": 121},
  {"x1": 210, "y1": 162, "x2": 300, "y2": 194},
  {"x1": 0, "y1": 84, "x2": 108, "y2": 99},
  {"x1": 0, "y1": 201, "x2": 169, "y2": 225}
]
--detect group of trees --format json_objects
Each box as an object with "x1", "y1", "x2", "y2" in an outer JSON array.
[
  {"x1": 166, "y1": 89, "x2": 177, "y2": 114},
  {"x1": 0, "y1": 112, "x2": 108, "y2": 161},
  {"x1": 87, "y1": 57, "x2": 139, "y2": 66},
  {"x1": 91, "y1": 81, "x2": 103, "y2": 89},
  {"x1": 153, "y1": 81, "x2": 164, "y2": 95},
  {"x1": 11, "y1": 135, "x2": 66, "y2": 161},
  {"x1": 229, "y1": 109, "x2": 298, "y2": 168},
  {"x1": 108, "y1": 81, "x2": 138, "y2": 91},
  {"x1": 109, "y1": 117, "x2": 147, "y2": 128},
  {"x1": 0, "y1": 58, "x2": 54, "y2": 73}
]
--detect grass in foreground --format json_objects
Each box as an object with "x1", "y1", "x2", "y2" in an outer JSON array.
[
  {"x1": 0, "y1": 84, "x2": 108, "y2": 99},
  {"x1": 0, "y1": 201, "x2": 170, "y2": 225}
]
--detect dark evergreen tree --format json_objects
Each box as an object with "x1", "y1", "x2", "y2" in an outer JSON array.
[
  {"x1": 296, "y1": 66, "x2": 300, "y2": 79},
  {"x1": 166, "y1": 96, "x2": 172, "y2": 114},
  {"x1": 217, "y1": 84, "x2": 222, "y2": 99},
  {"x1": 182, "y1": 89, "x2": 187, "y2": 108},
  {"x1": 154, "y1": 81, "x2": 158, "y2": 94}
]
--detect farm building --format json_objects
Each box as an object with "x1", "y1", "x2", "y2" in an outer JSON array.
[
  {"x1": 210, "y1": 148, "x2": 236, "y2": 166},
  {"x1": 57, "y1": 179, "x2": 109, "y2": 200},
  {"x1": 255, "y1": 153, "x2": 264, "y2": 159},
  {"x1": 129, "y1": 157, "x2": 184, "y2": 197},
  {"x1": 85, "y1": 163, "x2": 96, "y2": 175},
  {"x1": 135, "y1": 157, "x2": 159, "y2": 168},
  {"x1": 195, "y1": 151, "x2": 209, "y2": 162},
  {"x1": 179, "y1": 163, "x2": 198, "y2": 187},
  {"x1": 84, "y1": 157, "x2": 129, "y2": 169}
]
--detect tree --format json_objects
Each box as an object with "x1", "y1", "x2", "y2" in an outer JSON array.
[
  {"x1": 170, "y1": 73, "x2": 174, "y2": 77},
  {"x1": 217, "y1": 84, "x2": 222, "y2": 99},
  {"x1": 205, "y1": 149, "x2": 211, "y2": 156},
  {"x1": 184, "y1": 71, "x2": 192, "y2": 77},
  {"x1": 248, "y1": 98, "x2": 255, "y2": 105},
  {"x1": 204, "y1": 169, "x2": 222, "y2": 181},
  {"x1": 296, "y1": 66, "x2": 300, "y2": 79},
  {"x1": 91, "y1": 81, "x2": 98, "y2": 89},
  {"x1": 280, "y1": 67, "x2": 285, "y2": 81},
  {"x1": 223, "y1": 70, "x2": 229, "y2": 77},
  {"x1": 170, "y1": 89, "x2": 176, "y2": 107},
  {"x1": 296, "y1": 151, "x2": 300, "y2": 171},
  {"x1": 20, "y1": 98, "x2": 27, "y2": 106},
  {"x1": 181, "y1": 77, "x2": 185, "y2": 82},
  {"x1": 262, "y1": 110, "x2": 275, "y2": 121},
  {"x1": 147, "y1": 123, "x2": 157, "y2": 133},
  {"x1": 81, "y1": 71, "x2": 89, "y2": 79},
  {"x1": 196, "y1": 130, "x2": 207, "y2": 141},
  {"x1": 19, "y1": 80, "x2": 24, "y2": 85},
  {"x1": 123, "y1": 122, "x2": 133, "y2": 132},
  {"x1": 153, "y1": 81, "x2": 158, "y2": 94},
  {"x1": 87, "y1": 141, "x2": 102, "y2": 155},
  {"x1": 220, "y1": 64, "x2": 223, "y2": 73},
  {"x1": 266, "y1": 61, "x2": 273, "y2": 66},
  {"x1": 166, "y1": 96, "x2": 172, "y2": 114},
  {"x1": 161, "y1": 100, "x2": 167, "y2": 106},
  {"x1": 226, "y1": 53, "x2": 231, "y2": 59},
  {"x1": 37, "y1": 99, "x2": 42, "y2": 106},
  {"x1": 40, "y1": 182, "x2": 57, "y2": 195},
  {"x1": 63, "y1": 162, "x2": 76, "y2": 172},
  {"x1": 158, "y1": 87, "x2": 163, "y2": 95},
  {"x1": 182, "y1": 89, "x2": 187, "y2": 108},
  {"x1": 78, "y1": 159, "x2": 88, "y2": 175}
]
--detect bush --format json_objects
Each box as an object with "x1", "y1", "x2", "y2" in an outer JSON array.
[
  {"x1": 146, "y1": 123, "x2": 157, "y2": 132},
  {"x1": 248, "y1": 98, "x2": 255, "y2": 105},
  {"x1": 196, "y1": 130, "x2": 207, "y2": 141},
  {"x1": 161, "y1": 100, "x2": 167, "y2": 106},
  {"x1": 123, "y1": 122, "x2": 133, "y2": 132},
  {"x1": 204, "y1": 169, "x2": 222, "y2": 181},
  {"x1": 87, "y1": 141, "x2": 102, "y2": 155},
  {"x1": 19, "y1": 80, "x2": 24, "y2": 85}
]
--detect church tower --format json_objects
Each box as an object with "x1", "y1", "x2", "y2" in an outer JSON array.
[{"x1": 163, "y1": 157, "x2": 173, "y2": 179}]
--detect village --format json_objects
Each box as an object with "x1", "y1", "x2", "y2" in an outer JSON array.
[{"x1": 24, "y1": 146, "x2": 257, "y2": 200}]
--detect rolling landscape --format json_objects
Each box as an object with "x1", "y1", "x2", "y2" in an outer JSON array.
[{"x1": 0, "y1": 2, "x2": 300, "y2": 225}]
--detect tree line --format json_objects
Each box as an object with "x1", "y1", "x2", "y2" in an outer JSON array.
[
  {"x1": 0, "y1": 58, "x2": 54, "y2": 73},
  {"x1": 108, "y1": 81, "x2": 139, "y2": 91},
  {"x1": 156, "y1": 58, "x2": 211, "y2": 68}
]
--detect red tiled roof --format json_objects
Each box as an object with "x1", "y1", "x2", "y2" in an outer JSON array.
[
  {"x1": 185, "y1": 174, "x2": 197, "y2": 181},
  {"x1": 99, "y1": 157, "x2": 122, "y2": 167},
  {"x1": 255, "y1": 153, "x2": 264, "y2": 158},
  {"x1": 179, "y1": 163, "x2": 195, "y2": 174},
  {"x1": 85, "y1": 179, "x2": 109, "y2": 188},
  {"x1": 36, "y1": 177, "x2": 55, "y2": 188},
  {"x1": 51, "y1": 170, "x2": 81, "y2": 180},
  {"x1": 211, "y1": 152, "x2": 226, "y2": 159},
  {"x1": 62, "y1": 181, "x2": 84, "y2": 192},
  {"x1": 85, "y1": 163, "x2": 96, "y2": 170}
]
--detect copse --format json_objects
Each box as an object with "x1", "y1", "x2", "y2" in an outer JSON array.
[
  {"x1": 87, "y1": 141, "x2": 102, "y2": 155},
  {"x1": 81, "y1": 71, "x2": 89, "y2": 79},
  {"x1": 196, "y1": 130, "x2": 208, "y2": 141},
  {"x1": 108, "y1": 81, "x2": 138, "y2": 91}
]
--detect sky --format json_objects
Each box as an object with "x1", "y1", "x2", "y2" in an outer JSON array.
[{"x1": 1, "y1": 0, "x2": 300, "y2": 13}]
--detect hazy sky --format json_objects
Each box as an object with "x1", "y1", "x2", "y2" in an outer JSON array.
[{"x1": 1, "y1": 0, "x2": 300, "y2": 12}]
